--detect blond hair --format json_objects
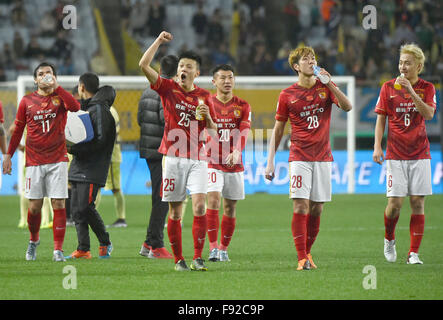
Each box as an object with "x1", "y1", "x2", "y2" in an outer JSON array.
[
  {"x1": 288, "y1": 46, "x2": 316, "y2": 72},
  {"x1": 400, "y1": 43, "x2": 425, "y2": 74}
]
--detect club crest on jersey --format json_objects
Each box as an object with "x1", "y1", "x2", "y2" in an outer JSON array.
[
  {"x1": 233, "y1": 107, "x2": 242, "y2": 118},
  {"x1": 318, "y1": 91, "x2": 326, "y2": 99},
  {"x1": 52, "y1": 97, "x2": 61, "y2": 106}
]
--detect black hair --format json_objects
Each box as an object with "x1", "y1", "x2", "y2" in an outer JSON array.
[
  {"x1": 33, "y1": 62, "x2": 57, "y2": 79},
  {"x1": 211, "y1": 64, "x2": 235, "y2": 76},
  {"x1": 71, "y1": 85, "x2": 78, "y2": 95},
  {"x1": 178, "y1": 50, "x2": 202, "y2": 69},
  {"x1": 79, "y1": 72, "x2": 99, "y2": 94},
  {"x1": 160, "y1": 55, "x2": 179, "y2": 78}
]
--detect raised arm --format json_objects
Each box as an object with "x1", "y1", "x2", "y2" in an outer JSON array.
[
  {"x1": 319, "y1": 68, "x2": 353, "y2": 112},
  {"x1": 139, "y1": 31, "x2": 173, "y2": 85}
]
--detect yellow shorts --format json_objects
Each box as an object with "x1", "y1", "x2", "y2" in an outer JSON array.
[{"x1": 105, "y1": 162, "x2": 121, "y2": 191}]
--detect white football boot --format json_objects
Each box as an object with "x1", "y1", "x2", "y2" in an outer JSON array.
[
  {"x1": 407, "y1": 252, "x2": 423, "y2": 265},
  {"x1": 384, "y1": 238, "x2": 397, "y2": 262}
]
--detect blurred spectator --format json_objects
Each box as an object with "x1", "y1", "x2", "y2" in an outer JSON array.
[
  {"x1": 24, "y1": 36, "x2": 47, "y2": 59},
  {"x1": 1, "y1": 43, "x2": 16, "y2": 69},
  {"x1": 191, "y1": 3, "x2": 208, "y2": 47},
  {"x1": 129, "y1": 0, "x2": 149, "y2": 37},
  {"x1": 283, "y1": 0, "x2": 300, "y2": 46},
  {"x1": 59, "y1": 56, "x2": 74, "y2": 75},
  {"x1": 49, "y1": 30, "x2": 73, "y2": 59},
  {"x1": 273, "y1": 41, "x2": 292, "y2": 75},
  {"x1": 54, "y1": 1, "x2": 67, "y2": 30},
  {"x1": 11, "y1": 0, "x2": 26, "y2": 25},
  {"x1": 321, "y1": 0, "x2": 335, "y2": 23},
  {"x1": 393, "y1": 21, "x2": 418, "y2": 46},
  {"x1": 12, "y1": 31, "x2": 25, "y2": 59},
  {"x1": 147, "y1": 0, "x2": 166, "y2": 37},
  {"x1": 0, "y1": 65, "x2": 6, "y2": 82},
  {"x1": 206, "y1": 8, "x2": 225, "y2": 50},
  {"x1": 333, "y1": 53, "x2": 346, "y2": 76},
  {"x1": 415, "y1": 12, "x2": 434, "y2": 54},
  {"x1": 120, "y1": 0, "x2": 132, "y2": 31},
  {"x1": 39, "y1": 10, "x2": 57, "y2": 37},
  {"x1": 211, "y1": 42, "x2": 235, "y2": 67},
  {"x1": 90, "y1": 51, "x2": 107, "y2": 75},
  {"x1": 250, "y1": 41, "x2": 273, "y2": 75}
]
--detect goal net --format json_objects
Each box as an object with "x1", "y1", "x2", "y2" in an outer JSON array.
[{"x1": 15, "y1": 75, "x2": 356, "y2": 194}]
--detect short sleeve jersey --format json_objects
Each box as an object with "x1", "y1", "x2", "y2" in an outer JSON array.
[
  {"x1": 375, "y1": 78, "x2": 436, "y2": 160},
  {"x1": 207, "y1": 95, "x2": 251, "y2": 172},
  {"x1": 0, "y1": 100, "x2": 4, "y2": 124},
  {"x1": 151, "y1": 75, "x2": 216, "y2": 160},
  {"x1": 17, "y1": 91, "x2": 72, "y2": 166},
  {"x1": 276, "y1": 79, "x2": 339, "y2": 162}
]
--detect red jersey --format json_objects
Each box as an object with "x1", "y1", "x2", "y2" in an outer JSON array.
[
  {"x1": 8, "y1": 86, "x2": 80, "y2": 166},
  {"x1": 0, "y1": 100, "x2": 4, "y2": 124},
  {"x1": 375, "y1": 78, "x2": 436, "y2": 160},
  {"x1": 207, "y1": 95, "x2": 251, "y2": 172},
  {"x1": 276, "y1": 79, "x2": 339, "y2": 162},
  {"x1": 151, "y1": 75, "x2": 216, "y2": 160}
]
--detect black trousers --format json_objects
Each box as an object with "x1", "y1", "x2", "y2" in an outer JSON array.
[
  {"x1": 145, "y1": 159, "x2": 169, "y2": 249},
  {"x1": 70, "y1": 181, "x2": 111, "y2": 252}
]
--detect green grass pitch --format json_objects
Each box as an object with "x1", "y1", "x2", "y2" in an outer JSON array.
[{"x1": 0, "y1": 193, "x2": 442, "y2": 300}]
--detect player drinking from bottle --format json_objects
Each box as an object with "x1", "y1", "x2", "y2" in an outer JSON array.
[
  {"x1": 265, "y1": 46, "x2": 352, "y2": 271},
  {"x1": 2, "y1": 62, "x2": 80, "y2": 262}
]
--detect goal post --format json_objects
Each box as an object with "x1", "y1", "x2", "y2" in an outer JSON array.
[{"x1": 16, "y1": 75, "x2": 356, "y2": 194}]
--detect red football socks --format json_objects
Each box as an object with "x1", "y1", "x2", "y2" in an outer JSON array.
[
  {"x1": 27, "y1": 210, "x2": 41, "y2": 242},
  {"x1": 192, "y1": 215, "x2": 207, "y2": 260},
  {"x1": 409, "y1": 214, "x2": 425, "y2": 254},
  {"x1": 292, "y1": 213, "x2": 307, "y2": 261},
  {"x1": 384, "y1": 212, "x2": 399, "y2": 241},
  {"x1": 220, "y1": 215, "x2": 236, "y2": 251},
  {"x1": 306, "y1": 214, "x2": 320, "y2": 254},
  {"x1": 52, "y1": 208, "x2": 66, "y2": 251},
  {"x1": 167, "y1": 218, "x2": 183, "y2": 263},
  {"x1": 206, "y1": 209, "x2": 219, "y2": 250}
]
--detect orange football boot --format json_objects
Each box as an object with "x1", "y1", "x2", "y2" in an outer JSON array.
[
  {"x1": 296, "y1": 258, "x2": 311, "y2": 271},
  {"x1": 69, "y1": 250, "x2": 92, "y2": 259},
  {"x1": 307, "y1": 253, "x2": 317, "y2": 269}
]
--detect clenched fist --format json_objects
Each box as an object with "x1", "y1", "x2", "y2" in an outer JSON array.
[{"x1": 157, "y1": 31, "x2": 173, "y2": 44}]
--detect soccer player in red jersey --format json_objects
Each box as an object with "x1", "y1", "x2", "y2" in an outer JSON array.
[
  {"x1": 139, "y1": 31, "x2": 217, "y2": 271},
  {"x1": 373, "y1": 44, "x2": 436, "y2": 265},
  {"x1": 2, "y1": 62, "x2": 80, "y2": 262},
  {"x1": 0, "y1": 100, "x2": 7, "y2": 189},
  {"x1": 265, "y1": 47, "x2": 352, "y2": 271},
  {"x1": 0, "y1": 100, "x2": 7, "y2": 162},
  {"x1": 205, "y1": 64, "x2": 251, "y2": 262}
]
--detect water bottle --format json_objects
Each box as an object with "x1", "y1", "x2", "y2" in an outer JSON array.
[
  {"x1": 195, "y1": 98, "x2": 205, "y2": 121},
  {"x1": 312, "y1": 65, "x2": 330, "y2": 84},
  {"x1": 394, "y1": 73, "x2": 404, "y2": 90},
  {"x1": 43, "y1": 74, "x2": 53, "y2": 84}
]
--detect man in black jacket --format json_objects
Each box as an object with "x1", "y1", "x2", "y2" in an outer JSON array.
[
  {"x1": 138, "y1": 55, "x2": 178, "y2": 259},
  {"x1": 67, "y1": 73, "x2": 116, "y2": 259}
]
